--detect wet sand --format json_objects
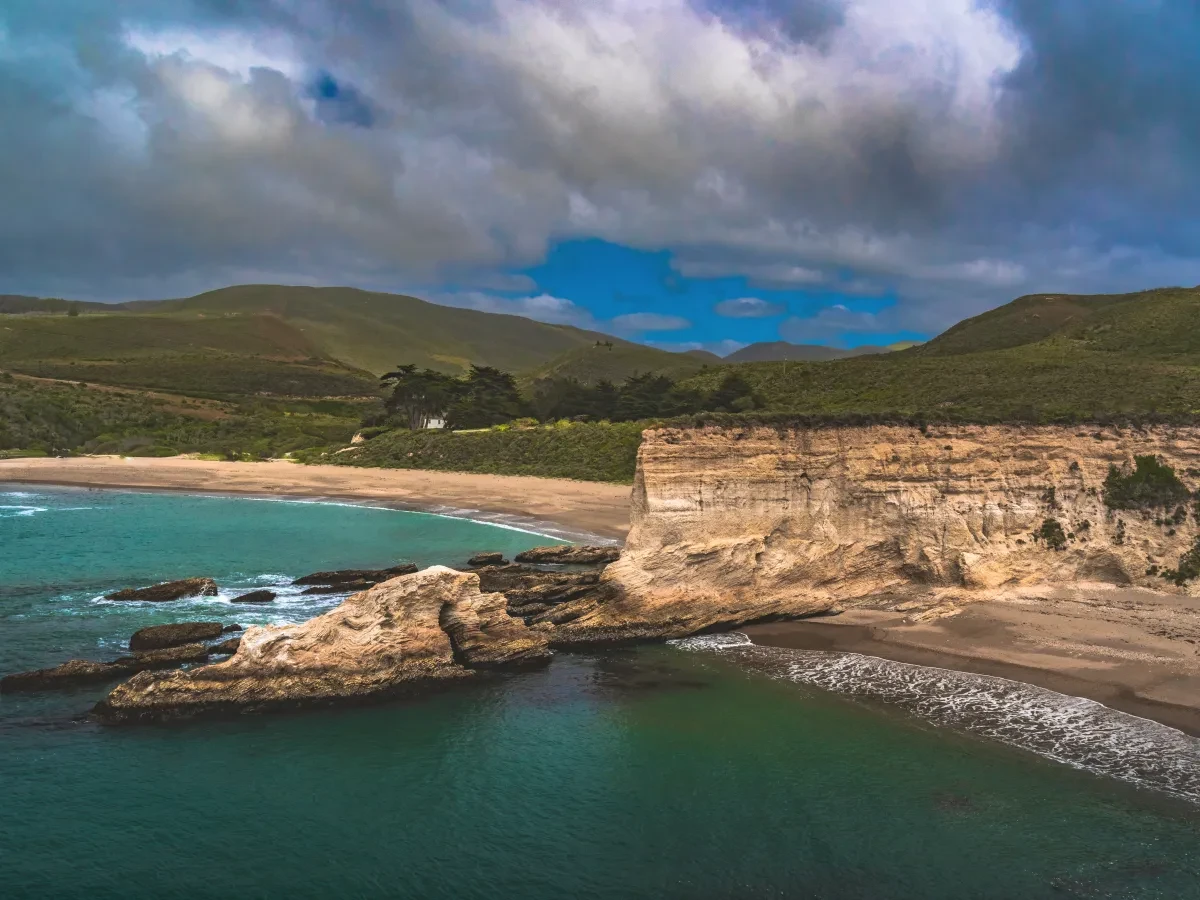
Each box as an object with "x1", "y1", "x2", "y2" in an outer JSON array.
[
  {"x1": 744, "y1": 585, "x2": 1200, "y2": 736},
  {"x1": 0, "y1": 456, "x2": 632, "y2": 542}
]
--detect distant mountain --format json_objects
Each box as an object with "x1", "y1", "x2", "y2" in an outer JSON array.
[{"x1": 723, "y1": 341, "x2": 894, "y2": 363}]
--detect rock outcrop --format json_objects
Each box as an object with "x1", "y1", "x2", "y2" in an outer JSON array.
[
  {"x1": 106, "y1": 578, "x2": 219, "y2": 603},
  {"x1": 94, "y1": 566, "x2": 549, "y2": 722},
  {"x1": 2, "y1": 644, "x2": 211, "y2": 693},
  {"x1": 230, "y1": 590, "x2": 277, "y2": 604},
  {"x1": 208, "y1": 637, "x2": 242, "y2": 655},
  {"x1": 292, "y1": 564, "x2": 417, "y2": 587},
  {"x1": 129, "y1": 621, "x2": 224, "y2": 651},
  {"x1": 467, "y1": 552, "x2": 507, "y2": 567},
  {"x1": 514, "y1": 546, "x2": 620, "y2": 565},
  {"x1": 538, "y1": 424, "x2": 1200, "y2": 642}
]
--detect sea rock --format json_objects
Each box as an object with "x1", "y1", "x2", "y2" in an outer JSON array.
[
  {"x1": 292, "y1": 564, "x2": 417, "y2": 586},
  {"x1": 93, "y1": 566, "x2": 550, "y2": 723},
  {"x1": 208, "y1": 637, "x2": 242, "y2": 655},
  {"x1": 230, "y1": 590, "x2": 277, "y2": 604},
  {"x1": 129, "y1": 621, "x2": 223, "y2": 651},
  {"x1": 106, "y1": 578, "x2": 219, "y2": 603},
  {"x1": 472, "y1": 565, "x2": 607, "y2": 615},
  {"x1": 300, "y1": 580, "x2": 375, "y2": 595},
  {"x1": 513, "y1": 546, "x2": 621, "y2": 565},
  {"x1": 1, "y1": 644, "x2": 210, "y2": 694},
  {"x1": 467, "y1": 552, "x2": 507, "y2": 567},
  {"x1": 222, "y1": 624, "x2": 244, "y2": 634}
]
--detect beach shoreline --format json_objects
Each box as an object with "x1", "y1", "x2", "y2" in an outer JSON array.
[
  {"x1": 743, "y1": 590, "x2": 1200, "y2": 737},
  {"x1": 0, "y1": 456, "x2": 632, "y2": 543}
]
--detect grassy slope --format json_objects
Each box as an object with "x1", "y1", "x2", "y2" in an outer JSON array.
[
  {"x1": 0, "y1": 312, "x2": 377, "y2": 399},
  {"x1": 0, "y1": 375, "x2": 360, "y2": 457},
  {"x1": 520, "y1": 342, "x2": 719, "y2": 388},
  {"x1": 330, "y1": 421, "x2": 647, "y2": 483},
  {"x1": 682, "y1": 287, "x2": 1200, "y2": 420},
  {"x1": 139, "y1": 285, "x2": 619, "y2": 376}
]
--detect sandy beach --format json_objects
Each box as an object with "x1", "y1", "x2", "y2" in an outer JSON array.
[
  {"x1": 745, "y1": 585, "x2": 1200, "y2": 735},
  {"x1": 0, "y1": 456, "x2": 633, "y2": 541}
]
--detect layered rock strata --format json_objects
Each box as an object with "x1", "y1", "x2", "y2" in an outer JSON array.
[
  {"x1": 538, "y1": 424, "x2": 1200, "y2": 642},
  {"x1": 94, "y1": 566, "x2": 549, "y2": 722}
]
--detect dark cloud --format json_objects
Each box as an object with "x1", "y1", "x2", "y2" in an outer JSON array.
[{"x1": 1, "y1": 0, "x2": 1199, "y2": 336}]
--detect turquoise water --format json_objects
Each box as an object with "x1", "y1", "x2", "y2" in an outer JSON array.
[{"x1": 2, "y1": 486, "x2": 1200, "y2": 899}]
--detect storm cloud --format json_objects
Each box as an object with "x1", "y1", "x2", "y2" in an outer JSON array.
[{"x1": 2, "y1": 0, "x2": 1200, "y2": 337}]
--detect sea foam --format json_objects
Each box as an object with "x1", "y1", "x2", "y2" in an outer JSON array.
[{"x1": 670, "y1": 634, "x2": 1200, "y2": 805}]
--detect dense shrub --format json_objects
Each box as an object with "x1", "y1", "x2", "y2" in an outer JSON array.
[
  {"x1": 1035, "y1": 518, "x2": 1068, "y2": 551},
  {"x1": 1102, "y1": 456, "x2": 1192, "y2": 510}
]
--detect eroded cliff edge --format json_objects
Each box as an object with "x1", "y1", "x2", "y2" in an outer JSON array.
[{"x1": 538, "y1": 423, "x2": 1200, "y2": 641}]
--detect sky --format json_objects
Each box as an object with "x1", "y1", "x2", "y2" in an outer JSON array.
[{"x1": 3, "y1": 1, "x2": 1200, "y2": 354}]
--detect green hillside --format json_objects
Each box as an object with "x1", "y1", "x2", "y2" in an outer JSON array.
[
  {"x1": 682, "y1": 287, "x2": 1200, "y2": 421},
  {"x1": 915, "y1": 287, "x2": 1200, "y2": 357},
  {"x1": 136, "y1": 285, "x2": 619, "y2": 376},
  {"x1": 519, "y1": 341, "x2": 719, "y2": 389}
]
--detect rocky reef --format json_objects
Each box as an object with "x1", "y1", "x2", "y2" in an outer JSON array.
[
  {"x1": 537, "y1": 424, "x2": 1200, "y2": 643},
  {"x1": 94, "y1": 566, "x2": 549, "y2": 723},
  {"x1": 105, "y1": 577, "x2": 218, "y2": 602}
]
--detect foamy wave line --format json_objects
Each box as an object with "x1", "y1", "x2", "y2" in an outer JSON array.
[
  {"x1": 671, "y1": 634, "x2": 1200, "y2": 805},
  {"x1": 0, "y1": 504, "x2": 48, "y2": 517}
]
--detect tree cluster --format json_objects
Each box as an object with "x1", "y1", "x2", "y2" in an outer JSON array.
[
  {"x1": 377, "y1": 366, "x2": 764, "y2": 431},
  {"x1": 378, "y1": 364, "x2": 524, "y2": 431},
  {"x1": 531, "y1": 372, "x2": 762, "y2": 423}
]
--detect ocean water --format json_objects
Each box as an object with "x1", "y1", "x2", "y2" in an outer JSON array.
[{"x1": 2, "y1": 486, "x2": 1199, "y2": 900}]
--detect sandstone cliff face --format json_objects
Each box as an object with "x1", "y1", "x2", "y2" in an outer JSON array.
[
  {"x1": 542, "y1": 424, "x2": 1200, "y2": 642},
  {"x1": 95, "y1": 566, "x2": 549, "y2": 722}
]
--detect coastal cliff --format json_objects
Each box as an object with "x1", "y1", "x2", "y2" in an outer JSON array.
[
  {"x1": 95, "y1": 566, "x2": 549, "y2": 722},
  {"x1": 540, "y1": 424, "x2": 1200, "y2": 641}
]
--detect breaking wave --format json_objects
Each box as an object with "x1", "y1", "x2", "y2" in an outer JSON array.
[{"x1": 670, "y1": 634, "x2": 1200, "y2": 805}]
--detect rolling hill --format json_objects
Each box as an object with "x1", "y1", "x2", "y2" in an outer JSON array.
[
  {"x1": 682, "y1": 286, "x2": 1200, "y2": 420},
  {"x1": 724, "y1": 341, "x2": 894, "y2": 363},
  {"x1": 0, "y1": 284, "x2": 649, "y2": 400},
  {"x1": 131, "y1": 285, "x2": 626, "y2": 376}
]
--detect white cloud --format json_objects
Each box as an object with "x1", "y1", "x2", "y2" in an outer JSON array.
[
  {"x1": 714, "y1": 297, "x2": 786, "y2": 318},
  {"x1": 611, "y1": 312, "x2": 692, "y2": 331}
]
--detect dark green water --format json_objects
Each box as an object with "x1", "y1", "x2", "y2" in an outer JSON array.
[{"x1": 3, "y1": 487, "x2": 1199, "y2": 900}]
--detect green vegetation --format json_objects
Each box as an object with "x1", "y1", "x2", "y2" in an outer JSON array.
[
  {"x1": 329, "y1": 420, "x2": 647, "y2": 483},
  {"x1": 1159, "y1": 537, "x2": 1200, "y2": 586},
  {"x1": 0, "y1": 375, "x2": 361, "y2": 459},
  {"x1": 1102, "y1": 456, "x2": 1192, "y2": 511},
  {"x1": 521, "y1": 341, "x2": 716, "y2": 390},
  {"x1": 1034, "y1": 518, "x2": 1068, "y2": 551}
]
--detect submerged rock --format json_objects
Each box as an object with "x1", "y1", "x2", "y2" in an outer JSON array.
[
  {"x1": 300, "y1": 580, "x2": 375, "y2": 595},
  {"x1": 208, "y1": 637, "x2": 242, "y2": 655},
  {"x1": 230, "y1": 590, "x2": 277, "y2": 604},
  {"x1": 106, "y1": 578, "x2": 219, "y2": 603},
  {"x1": 467, "y1": 552, "x2": 507, "y2": 567},
  {"x1": 130, "y1": 621, "x2": 223, "y2": 651},
  {"x1": 1, "y1": 644, "x2": 210, "y2": 694},
  {"x1": 94, "y1": 566, "x2": 550, "y2": 723},
  {"x1": 513, "y1": 546, "x2": 621, "y2": 565},
  {"x1": 292, "y1": 564, "x2": 417, "y2": 586}
]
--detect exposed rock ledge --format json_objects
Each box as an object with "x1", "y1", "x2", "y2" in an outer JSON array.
[
  {"x1": 535, "y1": 424, "x2": 1200, "y2": 643},
  {"x1": 94, "y1": 566, "x2": 549, "y2": 723}
]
